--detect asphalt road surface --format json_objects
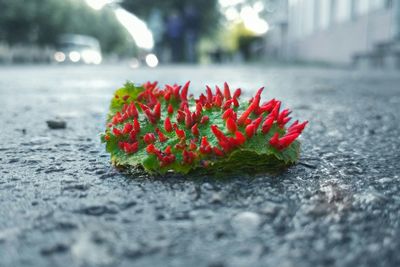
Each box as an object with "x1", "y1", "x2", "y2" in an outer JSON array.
[{"x1": 0, "y1": 64, "x2": 399, "y2": 267}]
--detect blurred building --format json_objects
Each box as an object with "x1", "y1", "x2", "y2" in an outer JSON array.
[{"x1": 266, "y1": 0, "x2": 400, "y2": 68}]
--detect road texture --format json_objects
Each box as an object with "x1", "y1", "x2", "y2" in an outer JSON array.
[{"x1": 0, "y1": 65, "x2": 399, "y2": 267}]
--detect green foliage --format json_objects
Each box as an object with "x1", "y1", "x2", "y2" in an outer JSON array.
[{"x1": 109, "y1": 82, "x2": 144, "y2": 114}]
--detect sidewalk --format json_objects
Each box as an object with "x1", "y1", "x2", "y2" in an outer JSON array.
[{"x1": 0, "y1": 64, "x2": 399, "y2": 267}]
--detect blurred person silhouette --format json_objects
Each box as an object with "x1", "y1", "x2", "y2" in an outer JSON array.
[
  {"x1": 166, "y1": 10, "x2": 184, "y2": 63},
  {"x1": 183, "y1": 4, "x2": 200, "y2": 63},
  {"x1": 148, "y1": 9, "x2": 164, "y2": 60}
]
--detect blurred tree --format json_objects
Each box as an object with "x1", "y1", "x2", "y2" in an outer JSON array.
[{"x1": 0, "y1": 0, "x2": 132, "y2": 54}]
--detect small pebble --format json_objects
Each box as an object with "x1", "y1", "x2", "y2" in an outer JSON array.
[
  {"x1": 46, "y1": 120, "x2": 67, "y2": 129},
  {"x1": 231, "y1": 211, "x2": 261, "y2": 236}
]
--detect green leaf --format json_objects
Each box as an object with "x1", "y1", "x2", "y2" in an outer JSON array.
[{"x1": 102, "y1": 82, "x2": 305, "y2": 176}]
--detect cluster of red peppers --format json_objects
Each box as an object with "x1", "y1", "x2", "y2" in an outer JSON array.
[{"x1": 102, "y1": 81, "x2": 307, "y2": 174}]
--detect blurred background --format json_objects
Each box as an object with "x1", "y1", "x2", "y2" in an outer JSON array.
[
  {"x1": 0, "y1": 0, "x2": 399, "y2": 69},
  {"x1": 1, "y1": 2, "x2": 400, "y2": 266}
]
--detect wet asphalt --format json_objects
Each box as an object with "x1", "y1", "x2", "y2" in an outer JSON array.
[{"x1": 0, "y1": 64, "x2": 399, "y2": 267}]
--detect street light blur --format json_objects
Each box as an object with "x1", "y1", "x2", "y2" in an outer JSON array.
[
  {"x1": 85, "y1": 0, "x2": 116, "y2": 10},
  {"x1": 219, "y1": 0, "x2": 269, "y2": 36},
  {"x1": 113, "y1": 7, "x2": 154, "y2": 51},
  {"x1": 85, "y1": 0, "x2": 157, "y2": 67},
  {"x1": 68, "y1": 51, "x2": 81, "y2": 63},
  {"x1": 145, "y1": 53, "x2": 159, "y2": 68},
  {"x1": 54, "y1": 52, "x2": 66, "y2": 63},
  {"x1": 240, "y1": 5, "x2": 269, "y2": 35}
]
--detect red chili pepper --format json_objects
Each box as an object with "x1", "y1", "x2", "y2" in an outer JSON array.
[
  {"x1": 252, "y1": 116, "x2": 263, "y2": 132},
  {"x1": 289, "y1": 120, "x2": 299, "y2": 128},
  {"x1": 204, "y1": 103, "x2": 212, "y2": 110},
  {"x1": 164, "y1": 91, "x2": 172, "y2": 101},
  {"x1": 128, "y1": 103, "x2": 138, "y2": 118},
  {"x1": 133, "y1": 118, "x2": 140, "y2": 132},
  {"x1": 189, "y1": 140, "x2": 197, "y2": 151},
  {"x1": 258, "y1": 99, "x2": 276, "y2": 114},
  {"x1": 261, "y1": 115, "x2": 274, "y2": 134},
  {"x1": 233, "y1": 88, "x2": 241, "y2": 99},
  {"x1": 138, "y1": 102, "x2": 149, "y2": 112},
  {"x1": 196, "y1": 102, "x2": 203, "y2": 115},
  {"x1": 155, "y1": 128, "x2": 168, "y2": 142},
  {"x1": 122, "y1": 123, "x2": 133, "y2": 134},
  {"x1": 122, "y1": 103, "x2": 128, "y2": 113},
  {"x1": 234, "y1": 131, "x2": 246, "y2": 145},
  {"x1": 279, "y1": 116, "x2": 291, "y2": 128},
  {"x1": 218, "y1": 139, "x2": 232, "y2": 152},
  {"x1": 270, "y1": 101, "x2": 281, "y2": 120},
  {"x1": 245, "y1": 124, "x2": 255, "y2": 138},
  {"x1": 198, "y1": 94, "x2": 207, "y2": 105},
  {"x1": 112, "y1": 112, "x2": 122, "y2": 124},
  {"x1": 164, "y1": 117, "x2": 173, "y2": 132},
  {"x1": 206, "y1": 85, "x2": 213, "y2": 103},
  {"x1": 211, "y1": 125, "x2": 228, "y2": 142},
  {"x1": 173, "y1": 85, "x2": 181, "y2": 99},
  {"x1": 182, "y1": 150, "x2": 195, "y2": 164},
  {"x1": 165, "y1": 146, "x2": 172, "y2": 154},
  {"x1": 222, "y1": 99, "x2": 233, "y2": 110},
  {"x1": 184, "y1": 107, "x2": 193, "y2": 129},
  {"x1": 277, "y1": 108, "x2": 291, "y2": 126},
  {"x1": 200, "y1": 115, "x2": 209, "y2": 124},
  {"x1": 179, "y1": 101, "x2": 188, "y2": 111},
  {"x1": 146, "y1": 143, "x2": 156, "y2": 154},
  {"x1": 174, "y1": 126, "x2": 186, "y2": 140},
  {"x1": 226, "y1": 117, "x2": 237, "y2": 133},
  {"x1": 255, "y1": 87, "x2": 264, "y2": 97},
  {"x1": 146, "y1": 144, "x2": 163, "y2": 159},
  {"x1": 167, "y1": 104, "x2": 174, "y2": 114},
  {"x1": 200, "y1": 136, "x2": 212, "y2": 154},
  {"x1": 222, "y1": 108, "x2": 234, "y2": 120},
  {"x1": 288, "y1": 121, "x2": 308, "y2": 134},
  {"x1": 174, "y1": 141, "x2": 186, "y2": 150},
  {"x1": 278, "y1": 132, "x2": 300, "y2": 149},
  {"x1": 124, "y1": 142, "x2": 139, "y2": 154},
  {"x1": 143, "y1": 133, "x2": 156, "y2": 144},
  {"x1": 143, "y1": 109, "x2": 156, "y2": 124},
  {"x1": 153, "y1": 102, "x2": 161, "y2": 120},
  {"x1": 191, "y1": 112, "x2": 199, "y2": 123},
  {"x1": 244, "y1": 118, "x2": 252, "y2": 125},
  {"x1": 223, "y1": 82, "x2": 231, "y2": 100},
  {"x1": 160, "y1": 154, "x2": 176, "y2": 167},
  {"x1": 121, "y1": 112, "x2": 128, "y2": 122},
  {"x1": 118, "y1": 141, "x2": 126, "y2": 150},
  {"x1": 191, "y1": 123, "x2": 199, "y2": 136},
  {"x1": 237, "y1": 96, "x2": 259, "y2": 125},
  {"x1": 180, "y1": 81, "x2": 190, "y2": 101},
  {"x1": 176, "y1": 110, "x2": 185, "y2": 123},
  {"x1": 269, "y1": 133, "x2": 280, "y2": 147},
  {"x1": 113, "y1": 127, "x2": 122, "y2": 136},
  {"x1": 215, "y1": 86, "x2": 223, "y2": 98},
  {"x1": 129, "y1": 130, "x2": 136, "y2": 141},
  {"x1": 214, "y1": 94, "x2": 222, "y2": 108},
  {"x1": 213, "y1": 147, "x2": 224, "y2": 156}
]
